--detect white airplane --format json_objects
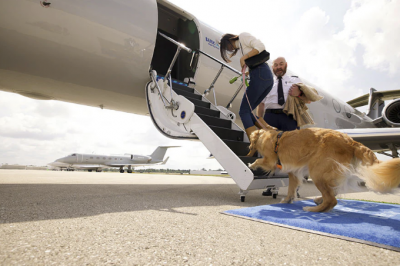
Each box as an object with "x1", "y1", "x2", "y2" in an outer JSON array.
[
  {"x1": 48, "y1": 146, "x2": 176, "y2": 173},
  {"x1": 1, "y1": 0, "x2": 399, "y2": 200}
]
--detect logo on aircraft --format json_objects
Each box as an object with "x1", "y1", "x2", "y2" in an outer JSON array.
[{"x1": 206, "y1": 37, "x2": 220, "y2": 49}]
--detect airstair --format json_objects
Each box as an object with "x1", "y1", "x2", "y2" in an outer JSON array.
[{"x1": 146, "y1": 32, "x2": 288, "y2": 201}]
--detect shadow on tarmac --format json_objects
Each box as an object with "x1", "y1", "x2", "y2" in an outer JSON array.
[{"x1": 0, "y1": 182, "x2": 324, "y2": 224}]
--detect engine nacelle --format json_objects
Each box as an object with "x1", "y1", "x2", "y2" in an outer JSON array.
[
  {"x1": 382, "y1": 99, "x2": 400, "y2": 127},
  {"x1": 130, "y1": 155, "x2": 151, "y2": 163}
]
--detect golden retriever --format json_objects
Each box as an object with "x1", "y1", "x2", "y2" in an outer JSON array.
[{"x1": 247, "y1": 128, "x2": 400, "y2": 212}]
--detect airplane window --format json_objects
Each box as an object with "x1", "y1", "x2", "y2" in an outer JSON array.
[
  {"x1": 115, "y1": 158, "x2": 117, "y2": 160},
  {"x1": 103, "y1": 157, "x2": 106, "y2": 159},
  {"x1": 332, "y1": 99, "x2": 341, "y2": 113},
  {"x1": 120, "y1": 158, "x2": 123, "y2": 160},
  {"x1": 97, "y1": 157, "x2": 100, "y2": 159},
  {"x1": 90, "y1": 157, "x2": 93, "y2": 159}
]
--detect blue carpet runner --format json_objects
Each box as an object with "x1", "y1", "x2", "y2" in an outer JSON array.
[{"x1": 223, "y1": 199, "x2": 400, "y2": 251}]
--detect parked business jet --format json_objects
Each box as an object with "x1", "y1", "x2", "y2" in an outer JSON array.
[
  {"x1": 1, "y1": 0, "x2": 399, "y2": 199},
  {"x1": 48, "y1": 146, "x2": 176, "y2": 173}
]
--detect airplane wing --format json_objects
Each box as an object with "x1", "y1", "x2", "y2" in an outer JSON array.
[
  {"x1": 337, "y1": 128, "x2": 400, "y2": 152},
  {"x1": 72, "y1": 164, "x2": 109, "y2": 169},
  {"x1": 106, "y1": 157, "x2": 170, "y2": 168},
  {"x1": 106, "y1": 163, "x2": 160, "y2": 167},
  {"x1": 347, "y1": 89, "x2": 400, "y2": 107}
]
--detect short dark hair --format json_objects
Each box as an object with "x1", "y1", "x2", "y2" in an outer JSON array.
[{"x1": 219, "y1": 34, "x2": 239, "y2": 63}]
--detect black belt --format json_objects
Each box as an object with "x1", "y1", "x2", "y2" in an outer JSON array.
[{"x1": 265, "y1": 109, "x2": 284, "y2": 114}]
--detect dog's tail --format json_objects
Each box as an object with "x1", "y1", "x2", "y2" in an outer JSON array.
[
  {"x1": 356, "y1": 159, "x2": 400, "y2": 193},
  {"x1": 352, "y1": 142, "x2": 400, "y2": 193}
]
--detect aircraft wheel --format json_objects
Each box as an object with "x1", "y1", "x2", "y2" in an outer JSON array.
[
  {"x1": 273, "y1": 193, "x2": 278, "y2": 199},
  {"x1": 240, "y1": 196, "x2": 245, "y2": 202},
  {"x1": 88, "y1": 170, "x2": 92, "y2": 172},
  {"x1": 127, "y1": 170, "x2": 132, "y2": 173},
  {"x1": 120, "y1": 170, "x2": 125, "y2": 173}
]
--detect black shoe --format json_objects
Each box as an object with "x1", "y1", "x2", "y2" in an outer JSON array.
[{"x1": 262, "y1": 189, "x2": 272, "y2": 196}]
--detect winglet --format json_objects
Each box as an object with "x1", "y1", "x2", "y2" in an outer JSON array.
[{"x1": 160, "y1": 156, "x2": 169, "y2": 165}]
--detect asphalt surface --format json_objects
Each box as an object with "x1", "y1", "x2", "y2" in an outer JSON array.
[{"x1": 1, "y1": 170, "x2": 399, "y2": 265}]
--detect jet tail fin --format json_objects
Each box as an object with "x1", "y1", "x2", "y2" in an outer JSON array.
[
  {"x1": 150, "y1": 146, "x2": 179, "y2": 162},
  {"x1": 160, "y1": 156, "x2": 169, "y2": 165}
]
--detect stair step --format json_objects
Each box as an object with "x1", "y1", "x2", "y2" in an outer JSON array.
[
  {"x1": 185, "y1": 96, "x2": 211, "y2": 108},
  {"x1": 195, "y1": 106, "x2": 220, "y2": 117},
  {"x1": 173, "y1": 87, "x2": 202, "y2": 100},
  {"x1": 156, "y1": 76, "x2": 192, "y2": 91},
  {"x1": 209, "y1": 126, "x2": 244, "y2": 142},
  {"x1": 238, "y1": 156, "x2": 258, "y2": 165},
  {"x1": 172, "y1": 83, "x2": 194, "y2": 93},
  {"x1": 238, "y1": 156, "x2": 269, "y2": 176},
  {"x1": 198, "y1": 114, "x2": 232, "y2": 129},
  {"x1": 222, "y1": 140, "x2": 250, "y2": 156},
  {"x1": 254, "y1": 174, "x2": 285, "y2": 179}
]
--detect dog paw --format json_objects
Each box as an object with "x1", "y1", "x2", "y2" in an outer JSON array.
[
  {"x1": 248, "y1": 163, "x2": 255, "y2": 169},
  {"x1": 303, "y1": 206, "x2": 312, "y2": 212},
  {"x1": 313, "y1": 197, "x2": 323, "y2": 205},
  {"x1": 280, "y1": 197, "x2": 293, "y2": 204}
]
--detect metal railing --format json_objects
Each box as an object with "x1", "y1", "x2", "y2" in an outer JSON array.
[
  {"x1": 196, "y1": 50, "x2": 243, "y2": 109},
  {"x1": 150, "y1": 32, "x2": 193, "y2": 110},
  {"x1": 152, "y1": 32, "x2": 244, "y2": 110}
]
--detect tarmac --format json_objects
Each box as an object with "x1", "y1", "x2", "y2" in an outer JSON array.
[{"x1": 0, "y1": 169, "x2": 399, "y2": 265}]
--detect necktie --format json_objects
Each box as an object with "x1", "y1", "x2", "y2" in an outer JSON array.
[{"x1": 277, "y1": 77, "x2": 285, "y2": 106}]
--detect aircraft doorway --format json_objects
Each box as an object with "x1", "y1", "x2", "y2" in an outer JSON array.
[{"x1": 151, "y1": 3, "x2": 199, "y2": 81}]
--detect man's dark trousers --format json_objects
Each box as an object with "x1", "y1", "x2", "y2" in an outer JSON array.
[{"x1": 263, "y1": 112, "x2": 298, "y2": 131}]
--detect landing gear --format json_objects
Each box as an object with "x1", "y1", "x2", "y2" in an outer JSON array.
[
  {"x1": 262, "y1": 187, "x2": 279, "y2": 198},
  {"x1": 88, "y1": 170, "x2": 92, "y2": 172},
  {"x1": 120, "y1": 170, "x2": 125, "y2": 173},
  {"x1": 239, "y1": 189, "x2": 248, "y2": 202},
  {"x1": 127, "y1": 166, "x2": 133, "y2": 173}
]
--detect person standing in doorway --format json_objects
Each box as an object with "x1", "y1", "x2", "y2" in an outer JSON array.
[{"x1": 219, "y1": 32, "x2": 273, "y2": 139}]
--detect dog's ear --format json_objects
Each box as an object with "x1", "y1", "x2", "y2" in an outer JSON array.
[{"x1": 247, "y1": 130, "x2": 261, "y2": 157}]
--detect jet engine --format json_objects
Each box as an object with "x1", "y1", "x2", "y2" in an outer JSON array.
[{"x1": 382, "y1": 99, "x2": 400, "y2": 127}]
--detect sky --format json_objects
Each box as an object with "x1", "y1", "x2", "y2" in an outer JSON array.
[{"x1": 0, "y1": 0, "x2": 399, "y2": 169}]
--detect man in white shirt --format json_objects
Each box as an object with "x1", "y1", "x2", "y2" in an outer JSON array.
[
  {"x1": 257, "y1": 57, "x2": 308, "y2": 130},
  {"x1": 257, "y1": 57, "x2": 309, "y2": 197}
]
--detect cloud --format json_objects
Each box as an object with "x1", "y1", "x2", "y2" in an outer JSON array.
[
  {"x1": 34, "y1": 101, "x2": 71, "y2": 118},
  {"x1": 342, "y1": 0, "x2": 400, "y2": 75}
]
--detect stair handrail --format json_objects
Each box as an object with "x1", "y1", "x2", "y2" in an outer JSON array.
[
  {"x1": 197, "y1": 50, "x2": 241, "y2": 76},
  {"x1": 155, "y1": 34, "x2": 244, "y2": 110},
  {"x1": 159, "y1": 32, "x2": 192, "y2": 53},
  {"x1": 196, "y1": 50, "x2": 242, "y2": 108},
  {"x1": 156, "y1": 32, "x2": 193, "y2": 110}
]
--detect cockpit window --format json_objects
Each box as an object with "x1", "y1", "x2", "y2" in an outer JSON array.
[{"x1": 70, "y1": 154, "x2": 77, "y2": 156}]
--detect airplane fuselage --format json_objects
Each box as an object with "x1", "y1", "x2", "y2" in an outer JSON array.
[
  {"x1": 0, "y1": 0, "x2": 378, "y2": 131},
  {"x1": 57, "y1": 153, "x2": 152, "y2": 166}
]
